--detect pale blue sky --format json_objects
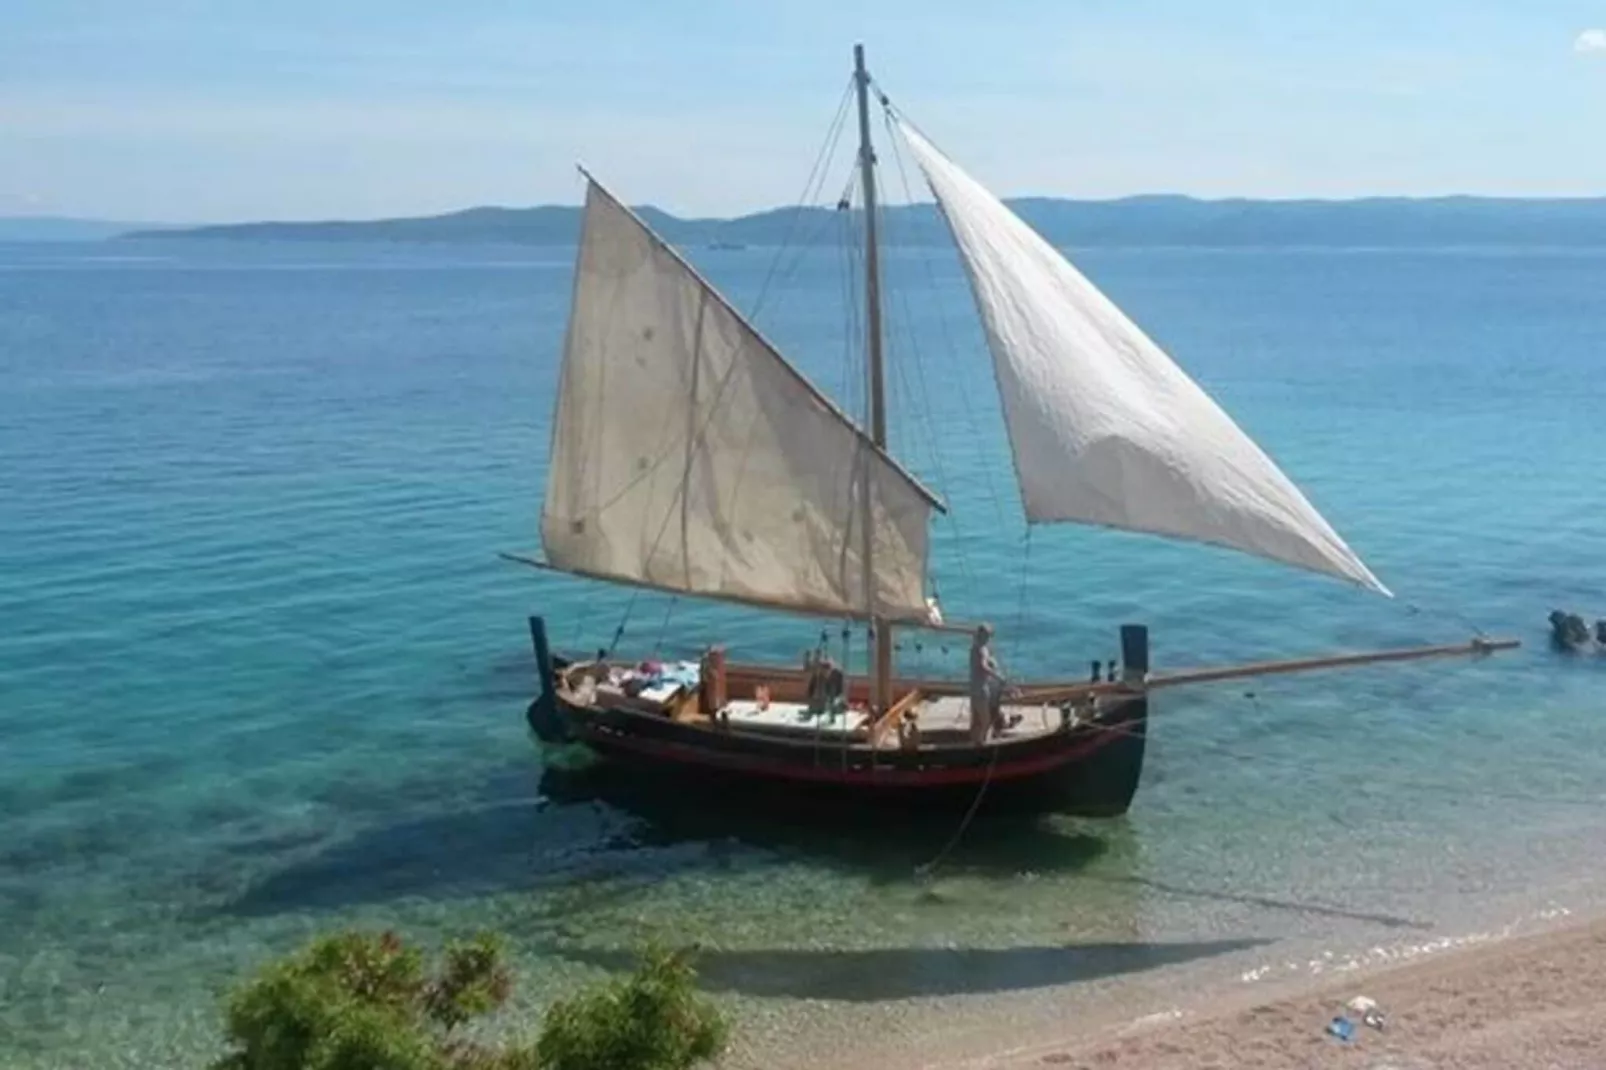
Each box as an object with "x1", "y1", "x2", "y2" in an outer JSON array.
[{"x1": 3, "y1": 1, "x2": 1603, "y2": 222}]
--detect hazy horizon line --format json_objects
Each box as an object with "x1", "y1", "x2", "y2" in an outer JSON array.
[{"x1": 11, "y1": 189, "x2": 1606, "y2": 230}]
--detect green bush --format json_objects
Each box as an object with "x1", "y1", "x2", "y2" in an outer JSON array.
[
  {"x1": 534, "y1": 945, "x2": 727, "y2": 1070},
  {"x1": 212, "y1": 930, "x2": 726, "y2": 1070}
]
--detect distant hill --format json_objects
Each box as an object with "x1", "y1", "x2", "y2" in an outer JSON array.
[
  {"x1": 0, "y1": 217, "x2": 178, "y2": 242},
  {"x1": 121, "y1": 196, "x2": 1606, "y2": 248}
]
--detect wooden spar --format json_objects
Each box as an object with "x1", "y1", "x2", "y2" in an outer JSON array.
[
  {"x1": 1013, "y1": 636, "x2": 1521, "y2": 706},
  {"x1": 1152, "y1": 637, "x2": 1519, "y2": 689},
  {"x1": 854, "y1": 42, "x2": 894, "y2": 715},
  {"x1": 868, "y1": 688, "x2": 924, "y2": 748},
  {"x1": 497, "y1": 551, "x2": 981, "y2": 635}
]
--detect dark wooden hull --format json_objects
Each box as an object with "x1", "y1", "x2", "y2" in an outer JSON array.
[
  {"x1": 540, "y1": 691, "x2": 1148, "y2": 818},
  {"x1": 522, "y1": 613, "x2": 1151, "y2": 818}
]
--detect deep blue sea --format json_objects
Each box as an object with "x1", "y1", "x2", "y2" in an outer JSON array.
[{"x1": 3, "y1": 237, "x2": 1606, "y2": 1068}]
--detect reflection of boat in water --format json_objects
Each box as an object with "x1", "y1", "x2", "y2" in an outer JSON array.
[{"x1": 505, "y1": 44, "x2": 1516, "y2": 823}]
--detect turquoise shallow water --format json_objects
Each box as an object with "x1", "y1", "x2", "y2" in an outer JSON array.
[{"x1": 3, "y1": 238, "x2": 1606, "y2": 1067}]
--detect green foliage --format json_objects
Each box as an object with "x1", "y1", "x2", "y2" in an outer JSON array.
[
  {"x1": 211, "y1": 929, "x2": 524, "y2": 1070},
  {"x1": 535, "y1": 945, "x2": 728, "y2": 1070},
  {"x1": 425, "y1": 934, "x2": 515, "y2": 1033},
  {"x1": 213, "y1": 931, "x2": 727, "y2": 1070}
]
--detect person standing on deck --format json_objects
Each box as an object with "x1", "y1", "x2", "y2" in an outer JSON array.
[{"x1": 969, "y1": 623, "x2": 1006, "y2": 743}]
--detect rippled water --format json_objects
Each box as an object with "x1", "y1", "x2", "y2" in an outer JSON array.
[{"x1": 3, "y1": 238, "x2": 1605, "y2": 1068}]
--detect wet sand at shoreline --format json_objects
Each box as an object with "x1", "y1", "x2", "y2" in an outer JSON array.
[{"x1": 951, "y1": 915, "x2": 1606, "y2": 1070}]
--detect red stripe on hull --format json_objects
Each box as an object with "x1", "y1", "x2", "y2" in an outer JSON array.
[{"x1": 576, "y1": 725, "x2": 1135, "y2": 787}]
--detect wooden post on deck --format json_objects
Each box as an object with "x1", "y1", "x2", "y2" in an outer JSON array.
[
  {"x1": 528, "y1": 616, "x2": 555, "y2": 695},
  {"x1": 1120, "y1": 624, "x2": 1150, "y2": 684},
  {"x1": 525, "y1": 616, "x2": 567, "y2": 743}
]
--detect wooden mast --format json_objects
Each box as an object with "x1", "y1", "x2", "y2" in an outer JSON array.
[{"x1": 854, "y1": 42, "x2": 894, "y2": 714}]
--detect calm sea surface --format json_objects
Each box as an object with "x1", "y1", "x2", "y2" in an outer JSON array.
[{"x1": 3, "y1": 237, "x2": 1606, "y2": 1067}]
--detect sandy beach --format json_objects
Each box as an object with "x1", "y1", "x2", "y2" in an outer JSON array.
[{"x1": 959, "y1": 916, "x2": 1606, "y2": 1070}]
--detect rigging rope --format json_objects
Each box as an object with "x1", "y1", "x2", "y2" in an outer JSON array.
[
  {"x1": 915, "y1": 742, "x2": 1001, "y2": 878},
  {"x1": 876, "y1": 163, "x2": 977, "y2": 606},
  {"x1": 874, "y1": 108, "x2": 993, "y2": 627},
  {"x1": 652, "y1": 595, "x2": 679, "y2": 655},
  {"x1": 835, "y1": 173, "x2": 865, "y2": 426},
  {"x1": 1015, "y1": 529, "x2": 1033, "y2": 642},
  {"x1": 604, "y1": 591, "x2": 638, "y2": 659},
  {"x1": 876, "y1": 91, "x2": 1031, "y2": 531},
  {"x1": 749, "y1": 75, "x2": 857, "y2": 323},
  {"x1": 1401, "y1": 596, "x2": 1491, "y2": 641},
  {"x1": 879, "y1": 108, "x2": 1008, "y2": 604}
]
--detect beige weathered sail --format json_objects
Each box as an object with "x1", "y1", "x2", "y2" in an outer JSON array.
[
  {"x1": 541, "y1": 178, "x2": 942, "y2": 622},
  {"x1": 894, "y1": 119, "x2": 1390, "y2": 596}
]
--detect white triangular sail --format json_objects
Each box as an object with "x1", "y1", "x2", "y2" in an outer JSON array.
[
  {"x1": 894, "y1": 119, "x2": 1390, "y2": 596},
  {"x1": 541, "y1": 178, "x2": 943, "y2": 622}
]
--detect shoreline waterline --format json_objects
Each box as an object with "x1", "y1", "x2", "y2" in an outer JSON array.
[
  {"x1": 935, "y1": 908, "x2": 1606, "y2": 1070},
  {"x1": 736, "y1": 898, "x2": 1602, "y2": 1069}
]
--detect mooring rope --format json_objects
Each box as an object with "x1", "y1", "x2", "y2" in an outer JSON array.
[{"x1": 916, "y1": 740, "x2": 1002, "y2": 878}]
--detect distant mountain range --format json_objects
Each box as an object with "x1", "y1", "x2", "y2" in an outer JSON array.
[
  {"x1": 0, "y1": 216, "x2": 181, "y2": 242},
  {"x1": 13, "y1": 196, "x2": 1606, "y2": 247}
]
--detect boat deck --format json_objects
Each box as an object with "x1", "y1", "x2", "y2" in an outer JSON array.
[{"x1": 720, "y1": 695, "x2": 1069, "y2": 748}]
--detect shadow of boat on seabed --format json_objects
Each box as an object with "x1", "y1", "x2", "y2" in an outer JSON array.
[
  {"x1": 223, "y1": 763, "x2": 1129, "y2": 917},
  {"x1": 541, "y1": 938, "x2": 1269, "y2": 1002}
]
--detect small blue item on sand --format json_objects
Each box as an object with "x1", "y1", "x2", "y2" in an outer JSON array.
[{"x1": 1326, "y1": 1015, "x2": 1355, "y2": 1043}]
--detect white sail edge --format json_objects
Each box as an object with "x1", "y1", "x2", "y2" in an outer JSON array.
[{"x1": 889, "y1": 115, "x2": 1390, "y2": 597}]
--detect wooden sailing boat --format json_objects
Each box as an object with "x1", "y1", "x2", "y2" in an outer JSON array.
[{"x1": 509, "y1": 45, "x2": 1516, "y2": 817}]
